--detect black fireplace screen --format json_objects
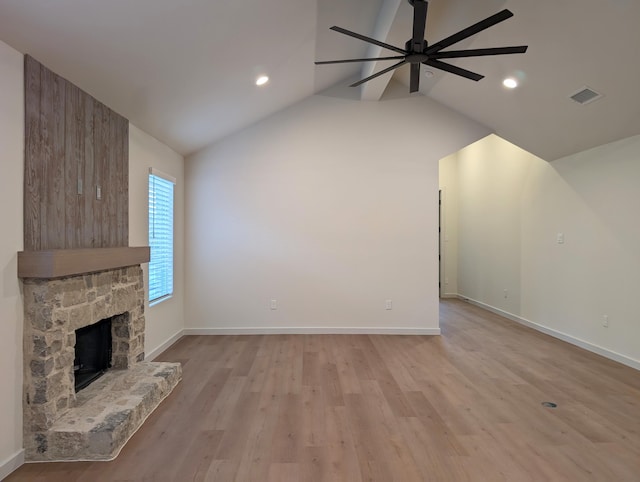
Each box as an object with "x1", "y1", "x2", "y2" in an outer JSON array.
[{"x1": 74, "y1": 317, "x2": 113, "y2": 392}]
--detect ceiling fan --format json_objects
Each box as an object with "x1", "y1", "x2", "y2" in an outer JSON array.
[{"x1": 315, "y1": 0, "x2": 528, "y2": 93}]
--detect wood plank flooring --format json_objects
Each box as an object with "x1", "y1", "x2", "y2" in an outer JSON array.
[{"x1": 8, "y1": 299, "x2": 640, "y2": 481}]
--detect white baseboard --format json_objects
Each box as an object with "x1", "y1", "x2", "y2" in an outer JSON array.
[
  {"x1": 145, "y1": 329, "x2": 185, "y2": 361},
  {"x1": 458, "y1": 295, "x2": 640, "y2": 371},
  {"x1": 183, "y1": 327, "x2": 440, "y2": 336},
  {"x1": 0, "y1": 449, "x2": 24, "y2": 480}
]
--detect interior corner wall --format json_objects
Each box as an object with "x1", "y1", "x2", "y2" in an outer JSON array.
[
  {"x1": 184, "y1": 86, "x2": 491, "y2": 333},
  {"x1": 0, "y1": 40, "x2": 25, "y2": 477},
  {"x1": 129, "y1": 125, "x2": 185, "y2": 358},
  {"x1": 438, "y1": 152, "x2": 462, "y2": 297},
  {"x1": 454, "y1": 135, "x2": 531, "y2": 314},
  {"x1": 450, "y1": 133, "x2": 640, "y2": 367}
]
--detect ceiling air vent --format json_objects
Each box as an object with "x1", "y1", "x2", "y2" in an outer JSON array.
[{"x1": 569, "y1": 86, "x2": 603, "y2": 105}]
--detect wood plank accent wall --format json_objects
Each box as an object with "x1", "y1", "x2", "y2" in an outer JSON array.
[{"x1": 24, "y1": 55, "x2": 129, "y2": 251}]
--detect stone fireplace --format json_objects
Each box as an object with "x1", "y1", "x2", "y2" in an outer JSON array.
[
  {"x1": 18, "y1": 56, "x2": 182, "y2": 463},
  {"x1": 22, "y1": 264, "x2": 181, "y2": 461}
]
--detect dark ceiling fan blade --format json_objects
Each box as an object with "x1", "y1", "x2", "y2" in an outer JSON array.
[
  {"x1": 424, "y1": 59, "x2": 484, "y2": 81},
  {"x1": 315, "y1": 55, "x2": 406, "y2": 65},
  {"x1": 410, "y1": 63, "x2": 420, "y2": 93},
  {"x1": 426, "y1": 9, "x2": 514, "y2": 54},
  {"x1": 330, "y1": 26, "x2": 407, "y2": 55},
  {"x1": 350, "y1": 60, "x2": 407, "y2": 87},
  {"x1": 411, "y1": 0, "x2": 428, "y2": 51},
  {"x1": 430, "y1": 46, "x2": 528, "y2": 59}
]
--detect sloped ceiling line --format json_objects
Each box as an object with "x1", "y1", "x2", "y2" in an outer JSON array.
[{"x1": 1, "y1": 0, "x2": 640, "y2": 161}]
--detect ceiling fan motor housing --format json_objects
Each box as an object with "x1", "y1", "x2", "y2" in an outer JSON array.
[{"x1": 406, "y1": 39, "x2": 427, "y2": 53}]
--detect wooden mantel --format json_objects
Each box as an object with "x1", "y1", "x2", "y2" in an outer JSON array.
[{"x1": 18, "y1": 247, "x2": 150, "y2": 279}]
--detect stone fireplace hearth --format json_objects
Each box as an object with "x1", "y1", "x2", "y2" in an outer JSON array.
[{"x1": 22, "y1": 265, "x2": 181, "y2": 461}]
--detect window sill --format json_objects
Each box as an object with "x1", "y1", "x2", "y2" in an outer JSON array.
[{"x1": 149, "y1": 294, "x2": 173, "y2": 307}]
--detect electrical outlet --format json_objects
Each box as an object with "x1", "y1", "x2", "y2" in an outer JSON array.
[
  {"x1": 385, "y1": 299, "x2": 393, "y2": 310},
  {"x1": 270, "y1": 299, "x2": 277, "y2": 310},
  {"x1": 504, "y1": 289, "x2": 508, "y2": 299},
  {"x1": 602, "y1": 315, "x2": 609, "y2": 327}
]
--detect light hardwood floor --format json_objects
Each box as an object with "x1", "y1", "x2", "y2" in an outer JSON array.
[{"x1": 8, "y1": 299, "x2": 640, "y2": 481}]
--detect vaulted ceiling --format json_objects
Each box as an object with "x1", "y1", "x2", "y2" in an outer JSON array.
[{"x1": 1, "y1": 0, "x2": 639, "y2": 161}]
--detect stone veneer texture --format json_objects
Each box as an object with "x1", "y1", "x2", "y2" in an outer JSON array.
[{"x1": 22, "y1": 266, "x2": 146, "y2": 460}]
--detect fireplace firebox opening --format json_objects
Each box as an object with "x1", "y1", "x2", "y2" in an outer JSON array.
[{"x1": 74, "y1": 317, "x2": 113, "y2": 392}]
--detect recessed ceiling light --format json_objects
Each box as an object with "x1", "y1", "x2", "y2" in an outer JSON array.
[
  {"x1": 256, "y1": 75, "x2": 269, "y2": 86},
  {"x1": 503, "y1": 77, "x2": 518, "y2": 89}
]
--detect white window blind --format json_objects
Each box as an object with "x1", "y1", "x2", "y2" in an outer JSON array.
[{"x1": 148, "y1": 169, "x2": 175, "y2": 303}]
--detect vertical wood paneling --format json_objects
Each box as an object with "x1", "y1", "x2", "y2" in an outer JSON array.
[
  {"x1": 24, "y1": 56, "x2": 41, "y2": 251},
  {"x1": 120, "y1": 118, "x2": 129, "y2": 246},
  {"x1": 82, "y1": 97, "x2": 95, "y2": 247},
  {"x1": 99, "y1": 102, "x2": 111, "y2": 247},
  {"x1": 39, "y1": 65, "x2": 53, "y2": 249},
  {"x1": 64, "y1": 82, "x2": 81, "y2": 248},
  {"x1": 107, "y1": 110, "x2": 118, "y2": 247},
  {"x1": 92, "y1": 101, "x2": 105, "y2": 247},
  {"x1": 24, "y1": 56, "x2": 130, "y2": 251},
  {"x1": 49, "y1": 72, "x2": 66, "y2": 248},
  {"x1": 64, "y1": 82, "x2": 79, "y2": 248}
]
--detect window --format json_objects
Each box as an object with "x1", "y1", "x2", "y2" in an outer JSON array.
[{"x1": 148, "y1": 169, "x2": 175, "y2": 303}]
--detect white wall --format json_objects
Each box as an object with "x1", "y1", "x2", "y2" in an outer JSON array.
[
  {"x1": 438, "y1": 155, "x2": 461, "y2": 297},
  {"x1": 0, "y1": 39, "x2": 25, "y2": 478},
  {"x1": 455, "y1": 135, "x2": 531, "y2": 314},
  {"x1": 441, "y1": 133, "x2": 640, "y2": 368},
  {"x1": 129, "y1": 124, "x2": 185, "y2": 358},
  {"x1": 185, "y1": 82, "x2": 491, "y2": 333}
]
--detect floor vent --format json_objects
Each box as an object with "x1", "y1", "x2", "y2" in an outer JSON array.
[{"x1": 569, "y1": 86, "x2": 603, "y2": 105}]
